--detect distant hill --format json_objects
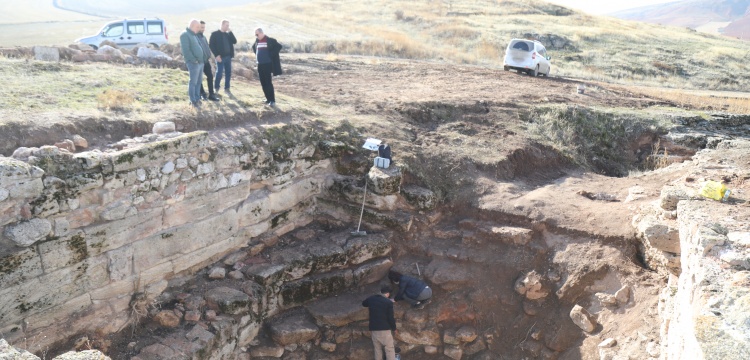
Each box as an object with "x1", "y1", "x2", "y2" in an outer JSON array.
[{"x1": 612, "y1": 0, "x2": 750, "y2": 39}]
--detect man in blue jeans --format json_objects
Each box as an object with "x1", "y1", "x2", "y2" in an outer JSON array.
[
  {"x1": 180, "y1": 19, "x2": 204, "y2": 108},
  {"x1": 209, "y1": 20, "x2": 237, "y2": 95}
]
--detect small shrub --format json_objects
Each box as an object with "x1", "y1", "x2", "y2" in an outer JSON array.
[{"x1": 97, "y1": 89, "x2": 135, "y2": 111}]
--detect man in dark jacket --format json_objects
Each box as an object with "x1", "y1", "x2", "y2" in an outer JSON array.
[
  {"x1": 252, "y1": 28, "x2": 282, "y2": 106},
  {"x1": 389, "y1": 270, "x2": 432, "y2": 309},
  {"x1": 197, "y1": 21, "x2": 218, "y2": 101},
  {"x1": 362, "y1": 285, "x2": 397, "y2": 360},
  {"x1": 180, "y1": 19, "x2": 204, "y2": 108},
  {"x1": 209, "y1": 20, "x2": 237, "y2": 94}
]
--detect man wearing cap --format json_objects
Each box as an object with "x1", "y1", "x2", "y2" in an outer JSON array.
[{"x1": 362, "y1": 285, "x2": 398, "y2": 360}]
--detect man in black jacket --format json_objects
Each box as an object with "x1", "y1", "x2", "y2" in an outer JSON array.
[
  {"x1": 209, "y1": 20, "x2": 237, "y2": 94},
  {"x1": 362, "y1": 286, "x2": 397, "y2": 360},
  {"x1": 252, "y1": 28, "x2": 282, "y2": 106},
  {"x1": 197, "y1": 21, "x2": 218, "y2": 101}
]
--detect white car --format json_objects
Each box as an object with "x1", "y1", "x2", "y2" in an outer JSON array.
[
  {"x1": 503, "y1": 39, "x2": 551, "y2": 77},
  {"x1": 75, "y1": 18, "x2": 169, "y2": 50}
]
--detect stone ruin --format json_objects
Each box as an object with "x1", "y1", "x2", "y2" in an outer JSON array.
[{"x1": 0, "y1": 118, "x2": 748, "y2": 360}]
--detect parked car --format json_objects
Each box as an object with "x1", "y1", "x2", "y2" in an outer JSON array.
[
  {"x1": 503, "y1": 39, "x2": 551, "y2": 77},
  {"x1": 75, "y1": 18, "x2": 168, "y2": 50}
]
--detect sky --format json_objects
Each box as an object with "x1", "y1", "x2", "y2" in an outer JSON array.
[{"x1": 547, "y1": 0, "x2": 679, "y2": 14}]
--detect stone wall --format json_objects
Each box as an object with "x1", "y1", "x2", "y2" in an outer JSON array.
[
  {"x1": 651, "y1": 140, "x2": 750, "y2": 360},
  {"x1": 0, "y1": 126, "x2": 332, "y2": 352},
  {"x1": 659, "y1": 200, "x2": 750, "y2": 360}
]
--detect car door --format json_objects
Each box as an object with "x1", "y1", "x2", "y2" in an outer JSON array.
[
  {"x1": 124, "y1": 20, "x2": 147, "y2": 47},
  {"x1": 146, "y1": 20, "x2": 166, "y2": 46},
  {"x1": 100, "y1": 21, "x2": 125, "y2": 46}
]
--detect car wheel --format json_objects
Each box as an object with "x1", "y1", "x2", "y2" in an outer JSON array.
[
  {"x1": 150, "y1": 43, "x2": 160, "y2": 49},
  {"x1": 91, "y1": 45, "x2": 98, "y2": 51},
  {"x1": 504, "y1": 66, "x2": 509, "y2": 71},
  {"x1": 531, "y1": 65, "x2": 539, "y2": 77}
]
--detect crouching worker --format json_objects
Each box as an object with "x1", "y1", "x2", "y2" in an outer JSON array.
[
  {"x1": 362, "y1": 285, "x2": 398, "y2": 360},
  {"x1": 389, "y1": 270, "x2": 432, "y2": 309}
]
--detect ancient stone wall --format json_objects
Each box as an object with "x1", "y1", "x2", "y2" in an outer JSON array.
[
  {"x1": 645, "y1": 140, "x2": 750, "y2": 360},
  {"x1": 0, "y1": 127, "x2": 331, "y2": 352}
]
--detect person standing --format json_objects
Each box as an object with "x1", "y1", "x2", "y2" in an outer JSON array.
[
  {"x1": 252, "y1": 28, "x2": 283, "y2": 106},
  {"x1": 389, "y1": 270, "x2": 432, "y2": 309},
  {"x1": 362, "y1": 286, "x2": 397, "y2": 360},
  {"x1": 180, "y1": 19, "x2": 205, "y2": 108},
  {"x1": 209, "y1": 20, "x2": 237, "y2": 94},
  {"x1": 197, "y1": 21, "x2": 218, "y2": 101}
]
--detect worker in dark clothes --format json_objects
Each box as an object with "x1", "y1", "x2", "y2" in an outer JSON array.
[
  {"x1": 362, "y1": 285, "x2": 397, "y2": 360},
  {"x1": 389, "y1": 270, "x2": 432, "y2": 309},
  {"x1": 197, "y1": 21, "x2": 218, "y2": 101},
  {"x1": 252, "y1": 27, "x2": 283, "y2": 106}
]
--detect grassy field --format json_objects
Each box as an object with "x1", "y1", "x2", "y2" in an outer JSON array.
[{"x1": 3, "y1": 0, "x2": 750, "y2": 91}]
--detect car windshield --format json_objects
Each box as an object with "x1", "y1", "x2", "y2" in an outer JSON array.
[
  {"x1": 510, "y1": 41, "x2": 532, "y2": 52},
  {"x1": 102, "y1": 23, "x2": 123, "y2": 37}
]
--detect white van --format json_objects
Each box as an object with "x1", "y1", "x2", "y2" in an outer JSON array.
[
  {"x1": 503, "y1": 39, "x2": 551, "y2": 77},
  {"x1": 75, "y1": 18, "x2": 169, "y2": 50}
]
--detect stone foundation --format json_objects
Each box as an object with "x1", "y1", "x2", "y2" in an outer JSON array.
[{"x1": 0, "y1": 126, "x2": 333, "y2": 352}]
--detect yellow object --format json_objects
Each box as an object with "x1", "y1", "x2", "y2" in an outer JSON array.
[{"x1": 699, "y1": 181, "x2": 728, "y2": 201}]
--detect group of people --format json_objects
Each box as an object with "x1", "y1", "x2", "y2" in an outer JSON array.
[
  {"x1": 179, "y1": 19, "x2": 282, "y2": 108},
  {"x1": 362, "y1": 270, "x2": 433, "y2": 360}
]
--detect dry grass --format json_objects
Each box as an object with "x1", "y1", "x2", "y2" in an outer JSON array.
[
  {"x1": 627, "y1": 86, "x2": 750, "y2": 113},
  {"x1": 96, "y1": 89, "x2": 135, "y2": 112}
]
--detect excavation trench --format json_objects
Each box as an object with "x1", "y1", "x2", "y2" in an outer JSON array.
[{"x1": 3, "y1": 105, "x2": 744, "y2": 360}]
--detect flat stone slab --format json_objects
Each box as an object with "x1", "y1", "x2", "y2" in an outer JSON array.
[
  {"x1": 268, "y1": 311, "x2": 320, "y2": 346},
  {"x1": 204, "y1": 286, "x2": 251, "y2": 315},
  {"x1": 305, "y1": 285, "x2": 379, "y2": 327}
]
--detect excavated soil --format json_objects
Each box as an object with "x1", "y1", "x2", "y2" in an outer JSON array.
[{"x1": 8, "y1": 54, "x2": 746, "y2": 359}]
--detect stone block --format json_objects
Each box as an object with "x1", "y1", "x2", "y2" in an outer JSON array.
[
  {"x1": 343, "y1": 233, "x2": 391, "y2": 265},
  {"x1": 209, "y1": 267, "x2": 227, "y2": 280},
  {"x1": 353, "y1": 258, "x2": 393, "y2": 286},
  {"x1": 456, "y1": 326, "x2": 478, "y2": 343},
  {"x1": 33, "y1": 46, "x2": 60, "y2": 61},
  {"x1": 485, "y1": 226, "x2": 533, "y2": 245},
  {"x1": 236, "y1": 190, "x2": 273, "y2": 228},
  {"x1": 636, "y1": 215, "x2": 680, "y2": 253},
  {"x1": 84, "y1": 207, "x2": 163, "y2": 255},
  {"x1": 171, "y1": 235, "x2": 247, "y2": 275},
  {"x1": 267, "y1": 177, "x2": 322, "y2": 213},
  {"x1": 443, "y1": 329, "x2": 460, "y2": 345},
  {"x1": 4, "y1": 218, "x2": 52, "y2": 247},
  {"x1": 152, "y1": 122, "x2": 176, "y2": 134},
  {"x1": 271, "y1": 241, "x2": 347, "y2": 281},
  {"x1": 249, "y1": 345, "x2": 284, "y2": 357},
  {"x1": 514, "y1": 270, "x2": 550, "y2": 300},
  {"x1": 244, "y1": 263, "x2": 286, "y2": 286},
  {"x1": 306, "y1": 290, "x2": 370, "y2": 327},
  {"x1": 107, "y1": 245, "x2": 134, "y2": 281},
  {"x1": 425, "y1": 258, "x2": 473, "y2": 292},
  {"x1": 444, "y1": 345, "x2": 463, "y2": 360},
  {"x1": 367, "y1": 165, "x2": 402, "y2": 195},
  {"x1": 570, "y1": 305, "x2": 596, "y2": 333},
  {"x1": 397, "y1": 328, "x2": 440, "y2": 346},
  {"x1": 153, "y1": 310, "x2": 181, "y2": 328},
  {"x1": 37, "y1": 232, "x2": 89, "y2": 272},
  {"x1": 205, "y1": 287, "x2": 251, "y2": 315},
  {"x1": 279, "y1": 269, "x2": 353, "y2": 308},
  {"x1": 107, "y1": 131, "x2": 209, "y2": 173},
  {"x1": 401, "y1": 185, "x2": 437, "y2": 210},
  {"x1": 133, "y1": 211, "x2": 239, "y2": 273},
  {"x1": 0, "y1": 247, "x2": 43, "y2": 289},
  {"x1": 269, "y1": 312, "x2": 320, "y2": 346},
  {"x1": 660, "y1": 186, "x2": 691, "y2": 211}
]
